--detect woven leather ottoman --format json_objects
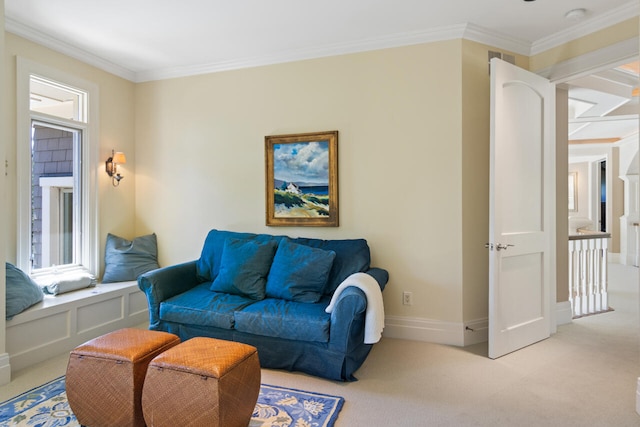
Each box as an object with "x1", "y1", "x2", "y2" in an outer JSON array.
[
  {"x1": 66, "y1": 328, "x2": 180, "y2": 427},
  {"x1": 142, "y1": 337, "x2": 261, "y2": 427}
]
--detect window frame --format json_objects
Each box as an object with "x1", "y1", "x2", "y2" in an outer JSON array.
[{"x1": 16, "y1": 57, "x2": 99, "y2": 277}]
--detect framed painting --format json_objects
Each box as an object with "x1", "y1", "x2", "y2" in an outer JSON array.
[
  {"x1": 265, "y1": 131, "x2": 338, "y2": 227},
  {"x1": 568, "y1": 172, "x2": 577, "y2": 212}
]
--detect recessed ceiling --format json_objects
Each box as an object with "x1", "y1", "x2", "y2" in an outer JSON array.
[
  {"x1": 567, "y1": 60, "x2": 639, "y2": 145},
  {"x1": 4, "y1": 0, "x2": 638, "y2": 82}
]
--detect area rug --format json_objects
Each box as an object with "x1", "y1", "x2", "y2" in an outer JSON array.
[{"x1": 0, "y1": 376, "x2": 344, "y2": 427}]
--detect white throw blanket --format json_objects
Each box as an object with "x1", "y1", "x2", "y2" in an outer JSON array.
[{"x1": 325, "y1": 272, "x2": 384, "y2": 344}]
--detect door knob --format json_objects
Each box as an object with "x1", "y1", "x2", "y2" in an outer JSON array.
[{"x1": 496, "y1": 243, "x2": 514, "y2": 251}]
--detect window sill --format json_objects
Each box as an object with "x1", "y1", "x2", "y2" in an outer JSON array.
[{"x1": 9, "y1": 281, "x2": 137, "y2": 321}]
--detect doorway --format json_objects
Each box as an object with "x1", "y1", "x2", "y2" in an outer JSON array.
[
  {"x1": 536, "y1": 37, "x2": 639, "y2": 329},
  {"x1": 563, "y1": 58, "x2": 639, "y2": 318}
]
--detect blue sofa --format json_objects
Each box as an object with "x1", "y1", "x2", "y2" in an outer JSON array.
[{"x1": 138, "y1": 229, "x2": 388, "y2": 381}]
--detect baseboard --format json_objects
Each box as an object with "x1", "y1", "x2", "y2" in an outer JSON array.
[
  {"x1": 383, "y1": 316, "x2": 489, "y2": 346},
  {"x1": 383, "y1": 316, "x2": 465, "y2": 346},
  {"x1": 0, "y1": 353, "x2": 11, "y2": 386},
  {"x1": 384, "y1": 304, "x2": 572, "y2": 346},
  {"x1": 463, "y1": 318, "x2": 488, "y2": 346},
  {"x1": 556, "y1": 300, "x2": 573, "y2": 326}
]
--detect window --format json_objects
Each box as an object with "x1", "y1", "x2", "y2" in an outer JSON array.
[
  {"x1": 32, "y1": 123, "x2": 80, "y2": 269},
  {"x1": 16, "y1": 58, "x2": 99, "y2": 276}
]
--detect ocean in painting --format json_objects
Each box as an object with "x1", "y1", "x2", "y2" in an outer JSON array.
[{"x1": 300, "y1": 185, "x2": 328, "y2": 195}]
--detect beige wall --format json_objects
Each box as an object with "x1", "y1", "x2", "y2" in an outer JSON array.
[
  {"x1": 3, "y1": 33, "x2": 137, "y2": 274},
  {"x1": 135, "y1": 40, "x2": 471, "y2": 323}
]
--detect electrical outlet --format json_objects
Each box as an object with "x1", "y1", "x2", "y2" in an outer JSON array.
[{"x1": 402, "y1": 291, "x2": 412, "y2": 306}]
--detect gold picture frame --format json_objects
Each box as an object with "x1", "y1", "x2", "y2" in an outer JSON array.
[{"x1": 265, "y1": 131, "x2": 338, "y2": 227}]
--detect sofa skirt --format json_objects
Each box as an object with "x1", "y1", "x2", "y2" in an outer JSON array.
[{"x1": 152, "y1": 321, "x2": 373, "y2": 381}]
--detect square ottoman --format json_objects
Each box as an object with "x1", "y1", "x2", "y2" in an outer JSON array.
[
  {"x1": 142, "y1": 337, "x2": 261, "y2": 427},
  {"x1": 66, "y1": 328, "x2": 181, "y2": 427}
]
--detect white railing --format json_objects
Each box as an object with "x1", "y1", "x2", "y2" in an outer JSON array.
[{"x1": 568, "y1": 232, "x2": 610, "y2": 318}]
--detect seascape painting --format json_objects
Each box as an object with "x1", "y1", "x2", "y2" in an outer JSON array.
[
  {"x1": 265, "y1": 131, "x2": 338, "y2": 227},
  {"x1": 274, "y1": 141, "x2": 329, "y2": 217}
]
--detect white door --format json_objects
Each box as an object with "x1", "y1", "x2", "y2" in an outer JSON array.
[{"x1": 489, "y1": 58, "x2": 556, "y2": 359}]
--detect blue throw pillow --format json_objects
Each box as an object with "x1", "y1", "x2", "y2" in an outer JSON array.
[
  {"x1": 290, "y1": 237, "x2": 370, "y2": 294},
  {"x1": 103, "y1": 233, "x2": 160, "y2": 283},
  {"x1": 266, "y1": 238, "x2": 336, "y2": 303},
  {"x1": 196, "y1": 229, "x2": 285, "y2": 282},
  {"x1": 6, "y1": 262, "x2": 44, "y2": 320},
  {"x1": 210, "y1": 237, "x2": 277, "y2": 300}
]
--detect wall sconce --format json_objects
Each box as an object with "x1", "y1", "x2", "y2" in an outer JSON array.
[{"x1": 105, "y1": 149, "x2": 127, "y2": 187}]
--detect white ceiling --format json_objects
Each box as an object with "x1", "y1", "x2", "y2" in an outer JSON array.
[
  {"x1": 4, "y1": 0, "x2": 639, "y2": 144},
  {"x1": 4, "y1": 0, "x2": 638, "y2": 82}
]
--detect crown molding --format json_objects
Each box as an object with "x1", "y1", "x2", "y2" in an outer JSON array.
[
  {"x1": 4, "y1": 16, "x2": 136, "y2": 82},
  {"x1": 531, "y1": 0, "x2": 640, "y2": 56},
  {"x1": 462, "y1": 23, "x2": 531, "y2": 55},
  {"x1": 136, "y1": 24, "x2": 471, "y2": 82},
  {"x1": 138, "y1": 24, "x2": 533, "y2": 82},
  {"x1": 5, "y1": 1, "x2": 638, "y2": 83}
]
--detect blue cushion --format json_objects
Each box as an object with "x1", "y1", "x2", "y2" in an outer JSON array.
[
  {"x1": 5, "y1": 263, "x2": 43, "y2": 320},
  {"x1": 160, "y1": 283, "x2": 256, "y2": 329},
  {"x1": 196, "y1": 229, "x2": 284, "y2": 282},
  {"x1": 234, "y1": 297, "x2": 331, "y2": 342},
  {"x1": 266, "y1": 238, "x2": 335, "y2": 303},
  {"x1": 195, "y1": 230, "x2": 371, "y2": 294},
  {"x1": 103, "y1": 233, "x2": 160, "y2": 283},
  {"x1": 210, "y1": 237, "x2": 277, "y2": 300},
  {"x1": 291, "y1": 237, "x2": 371, "y2": 294}
]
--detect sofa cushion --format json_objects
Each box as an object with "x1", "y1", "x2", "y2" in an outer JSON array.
[
  {"x1": 103, "y1": 233, "x2": 160, "y2": 283},
  {"x1": 265, "y1": 238, "x2": 336, "y2": 303},
  {"x1": 234, "y1": 297, "x2": 331, "y2": 343},
  {"x1": 5, "y1": 262, "x2": 43, "y2": 320},
  {"x1": 196, "y1": 229, "x2": 371, "y2": 295},
  {"x1": 210, "y1": 237, "x2": 277, "y2": 300},
  {"x1": 196, "y1": 229, "x2": 284, "y2": 282},
  {"x1": 291, "y1": 237, "x2": 371, "y2": 294},
  {"x1": 160, "y1": 283, "x2": 256, "y2": 329}
]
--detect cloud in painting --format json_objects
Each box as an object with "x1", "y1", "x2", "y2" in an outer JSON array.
[{"x1": 273, "y1": 141, "x2": 329, "y2": 184}]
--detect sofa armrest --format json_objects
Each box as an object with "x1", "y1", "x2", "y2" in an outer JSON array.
[
  {"x1": 328, "y1": 285, "x2": 368, "y2": 353},
  {"x1": 366, "y1": 267, "x2": 389, "y2": 291},
  {"x1": 137, "y1": 260, "x2": 200, "y2": 328},
  {"x1": 328, "y1": 269, "x2": 388, "y2": 352}
]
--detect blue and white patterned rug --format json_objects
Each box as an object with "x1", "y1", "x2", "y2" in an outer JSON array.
[{"x1": 0, "y1": 376, "x2": 344, "y2": 427}]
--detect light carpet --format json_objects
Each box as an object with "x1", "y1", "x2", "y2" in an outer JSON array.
[{"x1": 0, "y1": 376, "x2": 343, "y2": 427}]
